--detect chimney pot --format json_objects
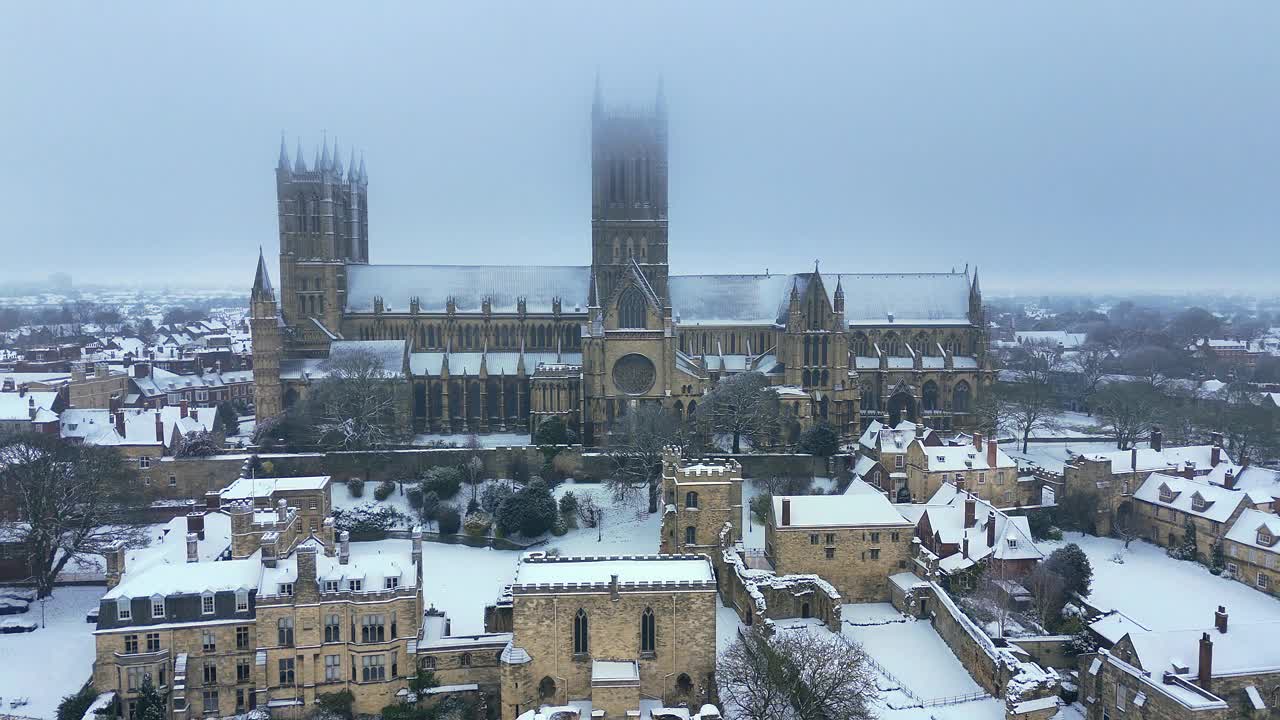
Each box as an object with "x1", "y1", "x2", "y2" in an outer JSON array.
[
  {"x1": 964, "y1": 496, "x2": 976, "y2": 528},
  {"x1": 973, "y1": 432, "x2": 983, "y2": 451},
  {"x1": 1198, "y1": 632, "x2": 1213, "y2": 690},
  {"x1": 987, "y1": 510, "x2": 996, "y2": 547},
  {"x1": 1224, "y1": 469, "x2": 1236, "y2": 490},
  {"x1": 180, "y1": 400, "x2": 188, "y2": 419},
  {"x1": 987, "y1": 438, "x2": 998, "y2": 468},
  {"x1": 1151, "y1": 427, "x2": 1163, "y2": 452},
  {"x1": 1215, "y1": 606, "x2": 1228, "y2": 633}
]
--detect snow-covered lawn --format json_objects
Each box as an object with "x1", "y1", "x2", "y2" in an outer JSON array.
[
  {"x1": 0, "y1": 585, "x2": 104, "y2": 719},
  {"x1": 1005, "y1": 441, "x2": 1121, "y2": 473},
  {"x1": 420, "y1": 481, "x2": 658, "y2": 634},
  {"x1": 1038, "y1": 533, "x2": 1280, "y2": 631},
  {"x1": 842, "y1": 611, "x2": 985, "y2": 701},
  {"x1": 876, "y1": 697, "x2": 1008, "y2": 720}
]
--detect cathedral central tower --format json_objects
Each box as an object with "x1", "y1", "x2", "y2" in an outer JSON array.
[{"x1": 590, "y1": 78, "x2": 669, "y2": 305}]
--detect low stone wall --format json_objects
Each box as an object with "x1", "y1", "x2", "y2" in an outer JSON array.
[
  {"x1": 712, "y1": 523, "x2": 842, "y2": 634},
  {"x1": 1010, "y1": 635, "x2": 1075, "y2": 670}
]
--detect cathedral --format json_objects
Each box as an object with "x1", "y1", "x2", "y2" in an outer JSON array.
[{"x1": 250, "y1": 80, "x2": 991, "y2": 445}]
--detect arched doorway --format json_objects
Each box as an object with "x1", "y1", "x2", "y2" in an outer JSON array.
[{"x1": 887, "y1": 392, "x2": 916, "y2": 426}]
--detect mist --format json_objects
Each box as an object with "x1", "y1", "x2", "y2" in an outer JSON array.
[{"x1": 1, "y1": 2, "x2": 1277, "y2": 293}]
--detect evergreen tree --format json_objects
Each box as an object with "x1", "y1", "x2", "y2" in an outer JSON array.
[{"x1": 133, "y1": 677, "x2": 166, "y2": 720}]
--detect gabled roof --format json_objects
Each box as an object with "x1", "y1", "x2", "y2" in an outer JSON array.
[
  {"x1": 773, "y1": 488, "x2": 910, "y2": 528},
  {"x1": 1133, "y1": 473, "x2": 1248, "y2": 524},
  {"x1": 1124, "y1": 621, "x2": 1280, "y2": 677},
  {"x1": 1224, "y1": 508, "x2": 1280, "y2": 552},
  {"x1": 918, "y1": 441, "x2": 1015, "y2": 471},
  {"x1": 1083, "y1": 445, "x2": 1228, "y2": 475}
]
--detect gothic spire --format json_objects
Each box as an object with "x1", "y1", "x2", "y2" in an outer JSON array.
[
  {"x1": 348, "y1": 147, "x2": 358, "y2": 183},
  {"x1": 588, "y1": 271, "x2": 600, "y2": 307},
  {"x1": 313, "y1": 146, "x2": 320, "y2": 173},
  {"x1": 252, "y1": 247, "x2": 274, "y2": 298},
  {"x1": 294, "y1": 140, "x2": 307, "y2": 173},
  {"x1": 277, "y1": 133, "x2": 289, "y2": 171},
  {"x1": 656, "y1": 74, "x2": 666, "y2": 115},
  {"x1": 358, "y1": 152, "x2": 367, "y2": 183},
  {"x1": 319, "y1": 137, "x2": 331, "y2": 172},
  {"x1": 332, "y1": 138, "x2": 343, "y2": 177},
  {"x1": 592, "y1": 70, "x2": 603, "y2": 118}
]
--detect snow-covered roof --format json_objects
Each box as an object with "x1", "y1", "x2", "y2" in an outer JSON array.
[
  {"x1": 669, "y1": 271, "x2": 973, "y2": 327},
  {"x1": 773, "y1": 491, "x2": 910, "y2": 528},
  {"x1": 261, "y1": 538, "x2": 417, "y2": 592},
  {"x1": 919, "y1": 441, "x2": 1015, "y2": 471},
  {"x1": 0, "y1": 391, "x2": 57, "y2": 422},
  {"x1": 915, "y1": 484, "x2": 1043, "y2": 569},
  {"x1": 1224, "y1": 509, "x2": 1280, "y2": 552},
  {"x1": 346, "y1": 264, "x2": 591, "y2": 314},
  {"x1": 858, "y1": 419, "x2": 931, "y2": 452},
  {"x1": 1125, "y1": 621, "x2": 1280, "y2": 677},
  {"x1": 1133, "y1": 473, "x2": 1249, "y2": 524},
  {"x1": 591, "y1": 660, "x2": 639, "y2": 683},
  {"x1": 511, "y1": 553, "x2": 715, "y2": 589},
  {"x1": 1089, "y1": 611, "x2": 1151, "y2": 646},
  {"x1": 1082, "y1": 445, "x2": 1228, "y2": 475},
  {"x1": 1203, "y1": 463, "x2": 1280, "y2": 504},
  {"x1": 220, "y1": 475, "x2": 330, "y2": 501},
  {"x1": 59, "y1": 406, "x2": 215, "y2": 448}
]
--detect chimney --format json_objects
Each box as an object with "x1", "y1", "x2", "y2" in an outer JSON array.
[
  {"x1": 973, "y1": 431, "x2": 983, "y2": 451},
  {"x1": 186, "y1": 532, "x2": 199, "y2": 563},
  {"x1": 18, "y1": 386, "x2": 26, "y2": 398},
  {"x1": 180, "y1": 400, "x2": 188, "y2": 419},
  {"x1": 1210, "y1": 431, "x2": 1223, "y2": 448},
  {"x1": 411, "y1": 526, "x2": 423, "y2": 567},
  {"x1": 1214, "y1": 606, "x2": 1228, "y2": 634},
  {"x1": 295, "y1": 543, "x2": 317, "y2": 601},
  {"x1": 1183, "y1": 461, "x2": 1196, "y2": 480},
  {"x1": 1210, "y1": 445, "x2": 1221, "y2": 468},
  {"x1": 27, "y1": 396, "x2": 36, "y2": 420},
  {"x1": 105, "y1": 541, "x2": 127, "y2": 589},
  {"x1": 987, "y1": 510, "x2": 996, "y2": 547},
  {"x1": 962, "y1": 536, "x2": 970, "y2": 559},
  {"x1": 1241, "y1": 452, "x2": 1251, "y2": 469},
  {"x1": 276, "y1": 498, "x2": 288, "y2": 523},
  {"x1": 186, "y1": 499, "x2": 206, "y2": 537},
  {"x1": 609, "y1": 573, "x2": 620, "y2": 601},
  {"x1": 1151, "y1": 427, "x2": 1163, "y2": 452},
  {"x1": 155, "y1": 412, "x2": 164, "y2": 443},
  {"x1": 964, "y1": 496, "x2": 976, "y2": 528},
  {"x1": 987, "y1": 439, "x2": 998, "y2": 468},
  {"x1": 781, "y1": 498, "x2": 791, "y2": 527},
  {"x1": 260, "y1": 535, "x2": 278, "y2": 568},
  {"x1": 134, "y1": 363, "x2": 148, "y2": 379},
  {"x1": 1131, "y1": 447, "x2": 1138, "y2": 472},
  {"x1": 114, "y1": 410, "x2": 125, "y2": 438},
  {"x1": 339, "y1": 531, "x2": 350, "y2": 565},
  {"x1": 1198, "y1": 632, "x2": 1213, "y2": 690},
  {"x1": 1224, "y1": 469, "x2": 1236, "y2": 490},
  {"x1": 204, "y1": 491, "x2": 221, "y2": 511}
]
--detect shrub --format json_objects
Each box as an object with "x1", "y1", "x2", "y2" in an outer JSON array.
[
  {"x1": 533, "y1": 416, "x2": 570, "y2": 445},
  {"x1": 332, "y1": 503, "x2": 405, "y2": 534},
  {"x1": 420, "y1": 491, "x2": 441, "y2": 526},
  {"x1": 559, "y1": 491, "x2": 579, "y2": 516},
  {"x1": 314, "y1": 690, "x2": 355, "y2": 720},
  {"x1": 481, "y1": 482, "x2": 515, "y2": 515},
  {"x1": 374, "y1": 480, "x2": 396, "y2": 501},
  {"x1": 553, "y1": 451, "x2": 581, "y2": 478},
  {"x1": 56, "y1": 685, "x2": 100, "y2": 720},
  {"x1": 436, "y1": 506, "x2": 462, "y2": 535},
  {"x1": 406, "y1": 486, "x2": 424, "y2": 509},
  {"x1": 497, "y1": 479, "x2": 559, "y2": 537},
  {"x1": 348, "y1": 478, "x2": 365, "y2": 498},
  {"x1": 1044, "y1": 543, "x2": 1094, "y2": 598},
  {"x1": 177, "y1": 429, "x2": 221, "y2": 457},
  {"x1": 466, "y1": 498, "x2": 480, "y2": 515},
  {"x1": 551, "y1": 514, "x2": 568, "y2": 536},
  {"x1": 421, "y1": 466, "x2": 463, "y2": 499},
  {"x1": 260, "y1": 460, "x2": 275, "y2": 477},
  {"x1": 463, "y1": 512, "x2": 492, "y2": 537},
  {"x1": 797, "y1": 422, "x2": 839, "y2": 457},
  {"x1": 749, "y1": 494, "x2": 771, "y2": 524}
]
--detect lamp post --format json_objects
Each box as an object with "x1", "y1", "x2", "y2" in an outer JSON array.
[{"x1": 39, "y1": 596, "x2": 48, "y2": 629}]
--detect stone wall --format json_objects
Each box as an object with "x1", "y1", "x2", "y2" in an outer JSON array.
[
  {"x1": 766, "y1": 522, "x2": 913, "y2": 603},
  {"x1": 713, "y1": 523, "x2": 843, "y2": 633}
]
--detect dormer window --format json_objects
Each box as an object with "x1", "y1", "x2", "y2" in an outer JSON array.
[
  {"x1": 150, "y1": 595, "x2": 166, "y2": 619},
  {"x1": 1159, "y1": 485, "x2": 1175, "y2": 503},
  {"x1": 1260, "y1": 528, "x2": 1275, "y2": 547},
  {"x1": 117, "y1": 596, "x2": 132, "y2": 621},
  {"x1": 1191, "y1": 493, "x2": 1207, "y2": 513},
  {"x1": 384, "y1": 577, "x2": 400, "y2": 590},
  {"x1": 324, "y1": 580, "x2": 340, "y2": 593},
  {"x1": 201, "y1": 591, "x2": 215, "y2": 615},
  {"x1": 1007, "y1": 538, "x2": 1018, "y2": 549},
  {"x1": 349, "y1": 579, "x2": 363, "y2": 592},
  {"x1": 278, "y1": 583, "x2": 294, "y2": 596},
  {"x1": 235, "y1": 589, "x2": 249, "y2": 612}
]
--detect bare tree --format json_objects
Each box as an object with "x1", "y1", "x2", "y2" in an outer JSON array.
[
  {"x1": 975, "y1": 570, "x2": 1013, "y2": 638},
  {"x1": 0, "y1": 436, "x2": 148, "y2": 598},
  {"x1": 993, "y1": 380, "x2": 1063, "y2": 453},
  {"x1": 696, "y1": 371, "x2": 781, "y2": 453},
  {"x1": 719, "y1": 628, "x2": 878, "y2": 720},
  {"x1": 1092, "y1": 382, "x2": 1166, "y2": 450},
  {"x1": 311, "y1": 348, "x2": 410, "y2": 451},
  {"x1": 463, "y1": 434, "x2": 485, "y2": 502},
  {"x1": 575, "y1": 494, "x2": 605, "y2": 542},
  {"x1": 1073, "y1": 343, "x2": 1112, "y2": 413},
  {"x1": 606, "y1": 404, "x2": 679, "y2": 513},
  {"x1": 1024, "y1": 565, "x2": 1066, "y2": 629}
]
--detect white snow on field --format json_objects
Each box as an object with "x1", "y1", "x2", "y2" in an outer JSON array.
[
  {"x1": 877, "y1": 697, "x2": 1008, "y2": 720},
  {"x1": 843, "y1": 613, "x2": 985, "y2": 700},
  {"x1": 716, "y1": 599, "x2": 744, "y2": 656},
  {"x1": 413, "y1": 432, "x2": 531, "y2": 447},
  {"x1": 0, "y1": 585, "x2": 103, "y2": 719},
  {"x1": 420, "y1": 481, "x2": 658, "y2": 634},
  {"x1": 1039, "y1": 533, "x2": 1280, "y2": 631},
  {"x1": 740, "y1": 476, "x2": 835, "y2": 551},
  {"x1": 842, "y1": 602, "x2": 908, "y2": 625},
  {"x1": 1005, "y1": 441, "x2": 1122, "y2": 473}
]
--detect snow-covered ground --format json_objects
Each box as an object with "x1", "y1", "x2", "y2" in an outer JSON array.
[
  {"x1": 420, "y1": 481, "x2": 659, "y2": 634},
  {"x1": 1005, "y1": 441, "x2": 1121, "y2": 473},
  {"x1": 1038, "y1": 533, "x2": 1280, "y2": 631},
  {"x1": 843, "y1": 612, "x2": 986, "y2": 701},
  {"x1": 0, "y1": 585, "x2": 104, "y2": 719}
]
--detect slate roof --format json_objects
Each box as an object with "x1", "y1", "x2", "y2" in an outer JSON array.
[{"x1": 345, "y1": 264, "x2": 591, "y2": 314}]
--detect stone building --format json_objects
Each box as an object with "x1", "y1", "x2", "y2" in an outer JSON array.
[
  {"x1": 1080, "y1": 607, "x2": 1279, "y2": 719},
  {"x1": 69, "y1": 361, "x2": 129, "y2": 408},
  {"x1": 1062, "y1": 429, "x2": 1228, "y2": 536},
  {"x1": 658, "y1": 449, "x2": 743, "y2": 554},
  {"x1": 856, "y1": 419, "x2": 946, "y2": 498},
  {"x1": 93, "y1": 476, "x2": 422, "y2": 719},
  {"x1": 898, "y1": 483, "x2": 1043, "y2": 582},
  {"x1": 1130, "y1": 471, "x2": 1252, "y2": 562},
  {"x1": 1222, "y1": 508, "x2": 1280, "y2": 596},
  {"x1": 496, "y1": 553, "x2": 717, "y2": 720},
  {"x1": 250, "y1": 81, "x2": 991, "y2": 444},
  {"x1": 765, "y1": 485, "x2": 914, "y2": 602},
  {"x1": 904, "y1": 432, "x2": 1018, "y2": 506}
]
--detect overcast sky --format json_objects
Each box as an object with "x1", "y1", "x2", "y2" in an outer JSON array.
[{"x1": 2, "y1": 2, "x2": 1277, "y2": 294}]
